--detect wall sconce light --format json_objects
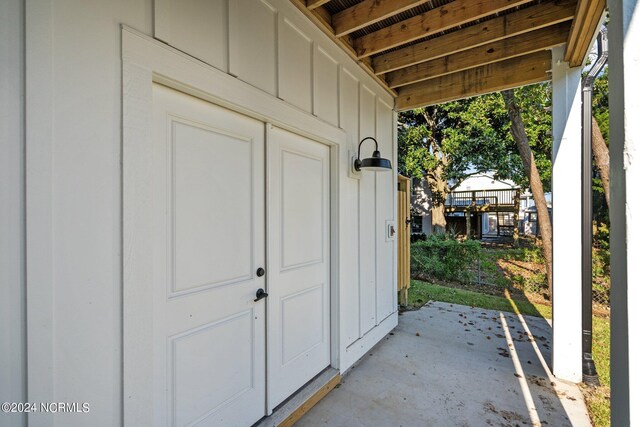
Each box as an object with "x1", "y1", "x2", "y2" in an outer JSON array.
[{"x1": 353, "y1": 137, "x2": 392, "y2": 172}]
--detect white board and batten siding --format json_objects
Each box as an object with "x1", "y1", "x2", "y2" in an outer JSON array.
[
  {"x1": 14, "y1": 0, "x2": 398, "y2": 425},
  {"x1": 153, "y1": 0, "x2": 398, "y2": 369}
]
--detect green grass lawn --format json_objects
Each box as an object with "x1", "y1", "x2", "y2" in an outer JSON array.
[
  {"x1": 407, "y1": 279, "x2": 610, "y2": 426},
  {"x1": 584, "y1": 315, "x2": 611, "y2": 427},
  {"x1": 407, "y1": 279, "x2": 551, "y2": 318}
]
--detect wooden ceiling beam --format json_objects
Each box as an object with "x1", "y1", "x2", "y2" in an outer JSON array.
[
  {"x1": 387, "y1": 21, "x2": 570, "y2": 88},
  {"x1": 396, "y1": 50, "x2": 552, "y2": 110},
  {"x1": 372, "y1": 0, "x2": 577, "y2": 74},
  {"x1": 564, "y1": 0, "x2": 605, "y2": 66},
  {"x1": 307, "y1": 0, "x2": 331, "y2": 10},
  {"x1": 353, "y1": 0, "x2": 534, "y2": 58},
  {"x1": 333, "y1": 0, "x2": 432, "y2": 38}
]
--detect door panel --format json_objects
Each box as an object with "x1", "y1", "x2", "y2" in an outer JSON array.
[
  {"x1": 268, "y1": 126, "x2": 331, "y2": 408},
  {"x1": 172, "y1": 120, "x2": 254, "y2": 295},
  {"x1": 171, "y1": 311, "x2": 254, "y2": 426},
  {"x1": 280, "y1": 150, "x2": 324, "y2": 268},
  {"x1": 152, "y1": 84, "x2": 266, "y2": 426}
]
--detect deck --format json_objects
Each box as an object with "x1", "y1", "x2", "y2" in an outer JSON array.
[{"x1": 445, "y1": 189, "x2": 519, "y2": 213}]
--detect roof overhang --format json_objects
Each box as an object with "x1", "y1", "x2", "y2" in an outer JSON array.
[{"x1": 290, "y1": 0, "x2": 606, "y2": 109}]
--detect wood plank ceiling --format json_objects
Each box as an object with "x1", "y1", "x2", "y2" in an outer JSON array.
[{"x1": 291, "y1": 0, "x2": 605, "y2": 109}]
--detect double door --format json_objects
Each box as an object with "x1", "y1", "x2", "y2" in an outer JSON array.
[{"x1": 143, "y1": 84, "x2": 330, "y2": 426}]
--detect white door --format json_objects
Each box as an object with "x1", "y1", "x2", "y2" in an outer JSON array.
[
  {"x1": 150, "y1": 84, "x2": 266, "y2": 426},
  {"x1": 267, "y1": 126, "x2": 331, "y2": 408}
]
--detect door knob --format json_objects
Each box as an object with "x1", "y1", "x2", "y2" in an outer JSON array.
[
  {"x1": 254, "y1": 288, "x2": 268, "y2": 302},
  {"x1": 256, "y1": 267, "x2": 265, "y2": 277}
]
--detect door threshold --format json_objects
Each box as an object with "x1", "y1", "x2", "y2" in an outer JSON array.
[{"x1": 254, "y1": 367, "x2": 341, "y2": 427}]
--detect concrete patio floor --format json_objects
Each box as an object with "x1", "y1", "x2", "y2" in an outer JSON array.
[{"x1": 297, "y1": 301, "x2": 591, "y2": 427}]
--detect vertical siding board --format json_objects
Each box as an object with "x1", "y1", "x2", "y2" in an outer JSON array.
[
  {"x1": 278, "y1": 17, "x2": 313, "y2": 112},
  {"x1": 358, "y1": 85, "x2": 377, "y2": 336},
  {"x1": 313, "y1": 46, "x2": 339, "y2": 126},
  {"x1": 376, "y1": 99, "x2": 395, "y2": 322},
  {"x1": 1, "y1": 1, "x2": 26, "y2": 425},
  {"x1": 339, "y1": 68, "x2": 360, "y2": 346},
  {"x1": 154, "y1": 0, "x2": 228, "y2": 72},
  {"x1": 229, "y1": 0, "x2": 278, "y2": 95}
]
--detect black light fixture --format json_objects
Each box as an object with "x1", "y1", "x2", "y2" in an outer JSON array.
[{"x1": 353, "y1": 137, "x2": 392, "y2": 172}]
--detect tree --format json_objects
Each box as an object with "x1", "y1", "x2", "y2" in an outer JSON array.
[
  {"x1": 398, "y1": 85, "x2": 553, "y2": 233},
  {"x1": 502, "y1": 89, "x2": 554, "y2": 294},
  {"x1": 398, "y1": 107, "x2": 450, "y2": 232},
  {"x1": 592, "y1": 117, "x2": 610, "y2": 208},
  {"x1": 592, "y1": 67, "x2": 610, "y2": 213}
]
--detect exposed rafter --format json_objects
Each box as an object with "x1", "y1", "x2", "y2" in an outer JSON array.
[
  {"x1": 386, "y1": 22, "x2": 570, "y2": 88},
  {"x1": 352, "y1": 0, "x2": 533, "y2": 58},
  {"x1": 291, "y1": 0, "x2": 601, "y2": 108},
  {"x1": 306, "y1": 0, "x2": 331, "y2": 10},
  {"x1": 396, "y1": 50, "x2": 552, "y2": 110},
  {"x1": 333, "y1": 0, "x2": 432, "y2": 37},
  {"x1": 564, "y1": 0, "x2": 606, "y2": 66},
  {"x1": 372, "y1": 0, "x2": 577, "y2": 74}
]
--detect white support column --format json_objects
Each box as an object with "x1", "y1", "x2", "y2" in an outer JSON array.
[
  {"x1": 608, "y1": 0, "x2": 639, "y2": 424},
  {"x1": 551, "y1": 46, "x2": 583, "y2": 383}
]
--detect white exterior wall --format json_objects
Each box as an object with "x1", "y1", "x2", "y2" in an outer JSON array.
[
  {"x1": 15, "y1": 0, "x2": 397, "y2": 425},
  {"x1": 151, "y1": 0, "x2": 397, "y2": 372},
  {"x1": 551, "y1": 46, "x2": 583, "y2": 383},
  {"x1": 608, "y1": 0, "x2": 639, "y2": 424},
  {"x1": 455, "y1": 174, "x2": 517, "y2": 191},
  {"x1": 411, "y1": 179, "x2": 432, "y2": 235},
  {"x1": 0, "y1": 1, "x2": 26, "y2": 427}
]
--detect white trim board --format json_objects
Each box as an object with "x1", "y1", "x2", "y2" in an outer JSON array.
[
  {"x1": 341, "y1": 312, "x2": 398, "y2": 373},
  {"x1": 122, "y1": 27, "x2": 346, "y2": 147}
]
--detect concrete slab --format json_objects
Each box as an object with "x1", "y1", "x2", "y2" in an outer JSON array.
[{"x1": 297, "y1": 302, "x2": 591, "y2": 427}]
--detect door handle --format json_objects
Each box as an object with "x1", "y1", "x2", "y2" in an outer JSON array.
[{"x1": 254, "y1": 288, "x2": 268, "y2": 302}]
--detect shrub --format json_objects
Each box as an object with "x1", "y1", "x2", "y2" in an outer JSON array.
[
  {"x1": 411, "y1": 234, "x2": 481, "y2": 283},
  {"x1": 522, "y1": 246, "x2": 545, "y2": 264}
]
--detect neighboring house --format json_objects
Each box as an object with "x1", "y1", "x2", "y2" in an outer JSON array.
[
  {"x1": 411, "y1": 173, "x2": 518, "y2": 238},
  {"x1": 412, "y1": 173, "x2": 552, "y2": 239},
  {"x1": 410, "y1": 178, "x2": 433, "y2": 236},
  {"x1": 520, "y1": 191, "x2": 553, "y2": 237},
  {"x1": 447, "y1": 173, "x2": 520, "y2": 239}
]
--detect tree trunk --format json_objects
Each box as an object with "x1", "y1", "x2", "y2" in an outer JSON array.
[
  {"x1": 431, "y1": 203, "x2": 447, "y2": 234},
  {"x1": 592, "y1": 116, "x2": 610, "y2": 208},
  {"x1": 428, "y1": 169, "x2": 448, "y2": 233},
  {"x1": 502, "y1": 89, "x2": 553, "y2": 296},
  {"x1": 422, "y1": 108, "x2": 449, "y2": 234}
]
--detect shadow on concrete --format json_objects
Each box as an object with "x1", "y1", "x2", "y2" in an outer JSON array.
[{"x1": 297, "y1": 302, "x2": 590, "y2": 427}]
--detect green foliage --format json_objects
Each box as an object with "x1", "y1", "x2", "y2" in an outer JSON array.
[
  {"x1": 407, "y1": 280, "x2": 551, "y2": 318},
  {"x1": 594, "y1": 222, "x2": 610, "y2": 250},
  {"x1": 592, "y1": 223, "x2": 611, "y2": 305},
  {"x1": 474, "y1": 245, "x2": 548, "y2": 293},
  {"x1": 592, "y1": 67, "x2": 610, "y2": 226},
  {"x1": 411, "y1": 234, "x2": 481, "y2": 283},
  {"x1": 398, "y1": 83, "x2": 553, "y2": 192},
  {"x1": 509, "y1": 85, "x2": 553, "y2": 190},
  {"x1": 583, "y1": 313, "x2": 611, "y2": 427},
  {"x1": 592, "y1": 67, "x2": 609, "y2": 144}
]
